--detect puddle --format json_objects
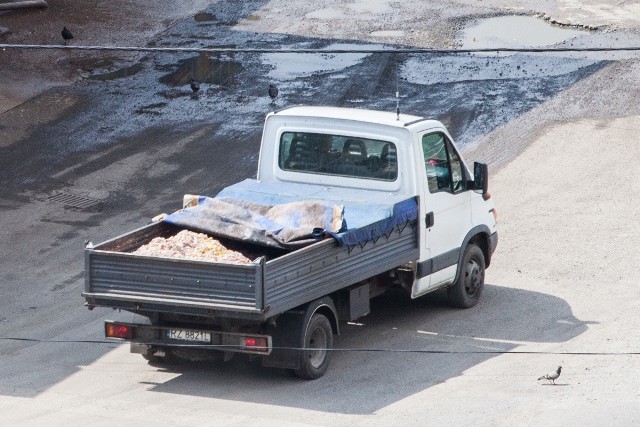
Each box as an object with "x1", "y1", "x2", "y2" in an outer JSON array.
[
  {"x1": 90, "y1": 63, "x2": 144, "y2": 81},
  {"x1": 460, "y1": 15, "x2": 590, "y2": 49},
  {"x1": 194, "y1": 12, "x2": 216, "y2": 22},
  {"x1": 67, "y1": 57, "x2": 115, "y2": 71},
  {"x1": 262, "y1": 43, "x2": 379, "y2": 81},
  {"x1": 134, "y1": 102, "x2": 167, "y2": 115},
  {"x1": 159, "y1": 53, "x2": 243, "y2": 86}
]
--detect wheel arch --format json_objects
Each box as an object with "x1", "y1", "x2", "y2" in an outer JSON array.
[
  {"x1": 306, "y1": 296, "x2": 340, "y2": 336},
  {"x1": 453, "y1": 225, "x2": 492, "y2": 284}
]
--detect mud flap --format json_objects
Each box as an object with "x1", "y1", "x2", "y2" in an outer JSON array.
[
  {"x1": 261, "y1": 296, "x2": 338, "y2": 370},
  {"x1": 262, "y1": 310, "x2": 305, "y2": 370}
]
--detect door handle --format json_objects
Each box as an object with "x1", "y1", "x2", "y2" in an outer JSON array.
[{"x1": 425, "y1": 211, "x2": 434, "y2": 228}]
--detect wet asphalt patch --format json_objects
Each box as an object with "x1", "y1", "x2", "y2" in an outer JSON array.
[{"x1": 0, "y1": 5, "x2": 608, "y2": 205}]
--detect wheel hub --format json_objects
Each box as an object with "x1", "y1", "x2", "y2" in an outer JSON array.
[
  {"x1": 465, "y1": 259, "x2": 482, "y2": 297},
  {"x1": 307, "y1": 327, "x2": 327, "y2": 368}
]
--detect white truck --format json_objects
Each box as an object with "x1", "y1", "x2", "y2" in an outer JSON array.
[{"x1": 83, "y1": 106, "x2": 498, "y2": 379}]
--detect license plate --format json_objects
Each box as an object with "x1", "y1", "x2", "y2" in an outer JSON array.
[{"x1": 166, "y1": 329, "x2": 211, "y2": 343}]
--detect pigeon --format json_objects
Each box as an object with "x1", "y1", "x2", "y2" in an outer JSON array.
[
  {"x1": 61, "y1": 27, "x2": 73, "y2": 45},
  {"x1": 268, "y1": 84, "x2": 278, "y2": 103},
  {"x1": 538, "y1": 366, "x2": 562, "y2": 384},
  {"x1": 190, "y1": 79, "x2": 200, "y2": 98},
  {"x1": 190, "y1": 79, "x2": 200, "y2": 93}
]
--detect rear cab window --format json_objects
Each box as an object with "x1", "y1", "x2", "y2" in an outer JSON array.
[{"x1": 278, "y1": 132, "x2": 398, "y2": 181}]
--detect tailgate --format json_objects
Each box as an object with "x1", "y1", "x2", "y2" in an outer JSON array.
[{"x1": 83, "y1": 222, "x2": 266, "y2": 316}]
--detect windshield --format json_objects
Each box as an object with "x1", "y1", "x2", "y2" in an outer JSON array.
[{"x1": 278, "y1": 131, "x2": 397, "y2": 181}]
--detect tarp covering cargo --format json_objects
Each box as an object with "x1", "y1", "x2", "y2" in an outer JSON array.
[{"x1": 163, "y1": 179, "x2": 417, "y2": 249}]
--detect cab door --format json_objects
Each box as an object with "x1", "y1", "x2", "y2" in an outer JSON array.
[{"x1": 411, "y1": 131, "x2": 472, "y2": 298}]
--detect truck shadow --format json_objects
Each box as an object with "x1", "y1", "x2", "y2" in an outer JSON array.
[{"x1": 145, "y1": 283, "x2": 594, "y2": 414}]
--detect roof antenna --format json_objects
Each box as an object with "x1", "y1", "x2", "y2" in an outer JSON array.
[{"x1": 395, "y1": 57, "x2": 401, "y2": 120}]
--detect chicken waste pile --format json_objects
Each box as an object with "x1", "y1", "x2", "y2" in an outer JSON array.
[{"x1": 133, "y1": 229, "x2": 252, "y2": 264}]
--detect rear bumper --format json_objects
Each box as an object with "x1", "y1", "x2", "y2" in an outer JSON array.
[{"x1": 104, "y1": 320, "x2": 272, "y2": 355}]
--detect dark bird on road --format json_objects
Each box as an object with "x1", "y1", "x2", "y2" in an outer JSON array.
[
  {"x1": 538, "y1": 366, "x2": 562, "y2": 384},
  {"x1": 268, "y1": 84, "x2": 278, "y2": 103},
  {"x1": 61, "y1": 27, "x2": 73, "y2": 45},
  {"x1": 190, "y1": 79, "x2": 200, "y2": 98}
]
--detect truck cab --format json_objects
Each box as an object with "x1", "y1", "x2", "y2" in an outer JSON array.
[{"x1": 257, "y1": 106, "x2": 497, "y2": 306}]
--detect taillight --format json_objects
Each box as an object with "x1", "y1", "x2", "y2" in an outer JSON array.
[
  {"x1": 243, "y1": 336, "x2": 269, "y2": 352},
  {"x1": 105, "y1": 322, "x2": 134, "y2": 339}
]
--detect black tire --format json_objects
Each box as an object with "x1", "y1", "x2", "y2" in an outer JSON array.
[
  {"x1": 447, "y1": 244, "x2": 485, "y2": 308},
  {"x1": 294, "y1": 313, "x2": 333, "y2": 380}
]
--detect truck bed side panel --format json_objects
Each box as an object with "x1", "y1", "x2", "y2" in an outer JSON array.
[{"x1": 264, "y1": 223, "x2": 418, "y2": 314}]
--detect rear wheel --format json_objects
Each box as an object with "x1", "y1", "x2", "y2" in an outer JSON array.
[
  {"x1": 294, "y1": 313, "x2": 333, "y2": 380},
  {"x1": 447, "y1": 244, "x2": 485, "y2": 308}
]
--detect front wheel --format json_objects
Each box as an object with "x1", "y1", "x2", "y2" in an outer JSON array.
[
  {"x1": 447, "y1": 244, "x2": 485, "y2": 308},
  {"x1": 294, "y1": 313, "x2": 333, "y2": 380}
]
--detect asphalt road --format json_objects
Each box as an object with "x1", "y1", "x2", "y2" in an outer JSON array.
[{"x1": 1, "y1": 1, "x2": 640, "y2": 425}]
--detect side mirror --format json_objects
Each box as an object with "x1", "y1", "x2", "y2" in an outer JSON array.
[{"x1": 474, "y1": 162, "x2": 489, "y2": 195}]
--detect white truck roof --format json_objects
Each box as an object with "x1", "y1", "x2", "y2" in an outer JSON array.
[{"x1": 272, "y1": 106, "x2": 429, "y2": 128}]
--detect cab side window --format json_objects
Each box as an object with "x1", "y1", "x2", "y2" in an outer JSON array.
[{"x1": 422, "y1": 132, "x2": 465, "y2": 194}]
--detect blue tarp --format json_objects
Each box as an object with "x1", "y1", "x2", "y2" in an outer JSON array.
[
  {"x1": 164, "y1": 179, "x2": 417, "y2": 249},
  {"x1": 328, "y1": 197, "x2": 417, "y2": 247}
]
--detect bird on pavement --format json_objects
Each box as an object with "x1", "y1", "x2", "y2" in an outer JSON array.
[
  {"x1": 61, "y1": 27, "x2": 73, "y2": 45},
  {"x1": 190, "y1": 79, "x2": 200, "y2": 98},
  {"x1": 538, "y1": 366, "x2": 562, "y2": 384},
  {"x1": 268, "y1": 84, "x2": 278, "y2": 104}
]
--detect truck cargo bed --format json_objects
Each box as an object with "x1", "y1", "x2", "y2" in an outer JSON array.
[{"x1": 83, "y1": 220, "x2": 418, "y2": 321}]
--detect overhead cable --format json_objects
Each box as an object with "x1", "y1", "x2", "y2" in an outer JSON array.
[
  {"x1": 2, "y1": 43, "x2": 640, "y2": 54},
  {"x1": 1, "y1": 336, "x2": 638, "y2": 355}
]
